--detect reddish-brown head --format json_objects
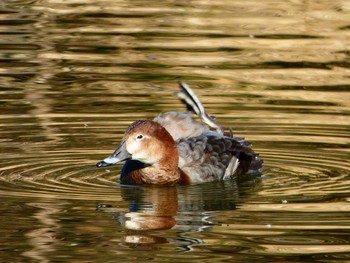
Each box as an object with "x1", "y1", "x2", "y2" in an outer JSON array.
[
  {"x1": 124, "y1": 120, "x2": 178, "y2": 166},
  {"x1": 97, "y1": 120, "x2": 179, "y2": 171}
]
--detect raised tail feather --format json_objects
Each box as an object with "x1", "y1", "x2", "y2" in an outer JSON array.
[
  {"x1": 177, "y1": 81, "x2": 263, "y2": 179},
  {"x1": 177, "y1": 81, "x2": 224, "y2": 134}
]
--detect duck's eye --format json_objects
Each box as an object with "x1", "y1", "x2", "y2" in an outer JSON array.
[{"x1": 136, "y1": 134, "x2": 144, "y2": 140}]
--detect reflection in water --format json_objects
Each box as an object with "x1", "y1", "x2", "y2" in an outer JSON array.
[
  {"x1": 97, "y1": 186, "x2": 178, "y2": 248},
  {"x1": 96, "y1": 186, "x2": 177, "y2": 249},
  {"x1": 0, "y1": 0, "x2": 350, "y2": 262},
  {"x1": 115, "y1": 186, "x2": 178, "y2": 249},
  {"x1": 97, "y1": 181, "x2": 245, "y2": 250},
  {"x1": 22, "y1": 201, "x2": 64, "y2": 263},
  {"x1": 118, "y1": 186, "x2": 178, "y2": 231}
]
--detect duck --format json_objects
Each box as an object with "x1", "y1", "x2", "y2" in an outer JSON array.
[{"x1": 96, "y1": 81, "x2": 262, "y2": 185}]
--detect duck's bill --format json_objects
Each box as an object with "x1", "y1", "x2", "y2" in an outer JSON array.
[{"x1": 96, "y1": 142, "x2": 131, "y2": 167}]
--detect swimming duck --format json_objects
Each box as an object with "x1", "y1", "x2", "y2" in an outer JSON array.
[{"x1": 96, "y1": 81, "x2": 262, "y2": 185}]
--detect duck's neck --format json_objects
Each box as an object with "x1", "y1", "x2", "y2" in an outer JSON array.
[{"x1": 121, "y1": 144, "x2": 181, "y2": 186}]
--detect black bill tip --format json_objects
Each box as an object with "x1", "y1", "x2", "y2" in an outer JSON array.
[{"x1": 96, "y1": 160, "x2": 112, "y2": 168}]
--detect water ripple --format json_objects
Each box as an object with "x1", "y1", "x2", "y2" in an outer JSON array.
[
  {"x1": 0, "y1": 118, "x2": 349, "y2": 203},
  {"x1": 1, "y1": 0, "x2": 350, "y2": 261}
]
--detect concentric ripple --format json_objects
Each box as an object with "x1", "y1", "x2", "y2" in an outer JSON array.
[
  {"x1": 1, "y1": 0, "x2": 350, "y2": 261},
  {"x1": 0, "y1": 117, "x2": 349, "y2": 203},
  {"x1": 0, "y1": 153, "x2": 119, "y2": 200}
]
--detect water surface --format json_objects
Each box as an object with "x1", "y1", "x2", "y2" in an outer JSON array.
[{"x1": 1, "y1": 0, "x2": 350, "y2": 262}]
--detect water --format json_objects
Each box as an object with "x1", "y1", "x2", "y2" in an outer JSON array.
[{"x1": 1, "y1": 0, "x2": 350, "y2": 262}]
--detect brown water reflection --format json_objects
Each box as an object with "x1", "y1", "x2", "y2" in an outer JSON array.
[
  {"x1": 118, "y1": 186, "x2": 178, "y2": 231},
  {"x1": 1, "y1": 0, "x2": 350, "y2": 262},
  {"x1": 96, "y1": 182, "x2": 240, "y2": 251}
]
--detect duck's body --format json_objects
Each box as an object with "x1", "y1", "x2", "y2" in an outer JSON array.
[{"x1": 97, "y1": 82, "x2": 262, "y2": 185}]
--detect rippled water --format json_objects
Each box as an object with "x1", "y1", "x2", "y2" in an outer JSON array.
[{"x1": 1, "y1": 0, "x2": 350, "y2": 262}]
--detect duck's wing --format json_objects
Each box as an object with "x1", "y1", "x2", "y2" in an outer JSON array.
[
  {"x1": 176, "y1": 134, "x2": 262, "y2": 184},
  {"x1": 154, "y1": 81, "x2": 224, "y2": 140},
  {"x1": 177, "y1": 81, "x2": 224, "y2": 134},
  {"x1": 153, "y1": 111, "x2": 209, "y2": 141}
]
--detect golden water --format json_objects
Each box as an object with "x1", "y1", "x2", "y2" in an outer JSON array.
[{"x1": 0, "y1": 0, "x2": 350, "y2": 262}]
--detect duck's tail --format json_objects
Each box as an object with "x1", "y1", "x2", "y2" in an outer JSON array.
[{"x1": 177, "y1": 81, "x2": 224, "y2": 134}]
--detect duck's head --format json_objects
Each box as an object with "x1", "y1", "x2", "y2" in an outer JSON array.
[{"x1": 96, "y1": 120, "x2": 178, "y2": 168}]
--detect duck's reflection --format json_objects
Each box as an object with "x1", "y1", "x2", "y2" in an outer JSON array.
[
  {"x1": 117, "y1": 186, "x2": 178, "y2": 231},
  {"x1": 97, "y1": 180, "x2": 256, "y2": 249}
]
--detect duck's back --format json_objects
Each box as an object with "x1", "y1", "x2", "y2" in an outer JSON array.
[
  {"x1": 155, "y1": 81, "x2": 262, "y2": 184},
  {"x1": 176, "y1": 133, "x2": 262, "y2": 184},
  {"x1": 153, "y1": 111, "x2": 210, "y2": 140}
]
